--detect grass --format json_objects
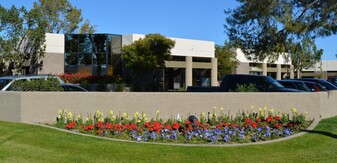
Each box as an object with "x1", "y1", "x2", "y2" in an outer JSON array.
[{"x1": 0, "y1": 117, "x2": 337, "y2": 162}]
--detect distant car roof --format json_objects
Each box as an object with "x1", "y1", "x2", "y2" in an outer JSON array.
[{"x1": 0, "y1": 75, "x2": 64, "y2": 91}]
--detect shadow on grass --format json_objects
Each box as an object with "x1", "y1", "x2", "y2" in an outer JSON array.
[{"x1": 302, "y1": 130, "x2": 337, "y2": 139}]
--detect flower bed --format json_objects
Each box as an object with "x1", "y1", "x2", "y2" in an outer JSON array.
[{"x1": 55, "y1": 107, "x2": 312, "y2": 144}]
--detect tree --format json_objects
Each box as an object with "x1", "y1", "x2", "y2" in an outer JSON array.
[
  {"x1": 33, "y1": 0, "x2": 96, "y2": 34},
  {"x1": 215, "y1": 42, "x2": 239, "y2": 78},
  {"x1": 122, "y1": 34, "x2": 175, "y2": 91},
  {"x1": 290, "y1": 37, "x2": 323, "y2": 78},
  {"x1": 225, "y1": 0, "x2": 337, "y2": 62},
  {"x1": 0, "y1": 5, "x2": 47, "y2": 75}
]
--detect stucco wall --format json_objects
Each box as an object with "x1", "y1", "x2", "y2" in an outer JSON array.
[
  {"x1": 0, "y1": 93, "x2": 21, "y2": 122},
  {"x1": 1, "y1": 91, "x2": 336, "y2": 124}
]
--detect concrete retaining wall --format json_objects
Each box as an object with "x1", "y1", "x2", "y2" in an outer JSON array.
[{"x1": 0, "y1": 91, "x2": 336, "y2": 124}]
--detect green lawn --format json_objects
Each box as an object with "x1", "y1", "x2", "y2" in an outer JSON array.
[{"x1": 1, "y1": 116, "x2": 337, "y2": 162}]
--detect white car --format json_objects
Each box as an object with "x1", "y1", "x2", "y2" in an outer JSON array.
[{"x1": 0, "y1": 75, "x2": 64, "y2": 91}]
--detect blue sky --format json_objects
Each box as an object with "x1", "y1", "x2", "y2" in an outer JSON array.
[{"x1": 1, "y1": 0, "x2": 336, "y2": 60}]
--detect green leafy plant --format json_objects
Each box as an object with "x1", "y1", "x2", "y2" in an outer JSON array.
[
  {"x1": 236, "y1": 83, "x2": 259, "y2": 92},
  {"x1": 10, "y1": 78, "x2": 63, "y2": 91}
]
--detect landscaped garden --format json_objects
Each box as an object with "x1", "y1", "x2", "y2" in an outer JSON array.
[
  {"x1": 55, "y1": 107, "x2": 311, "y2": 144},
  {"x1": 0, "y1": 115, "x2": 336, "y2": 162}
]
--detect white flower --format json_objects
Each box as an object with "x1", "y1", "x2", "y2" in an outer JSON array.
[{"x1": 176, "y1": 114, "x2": 181, "y2": 121}]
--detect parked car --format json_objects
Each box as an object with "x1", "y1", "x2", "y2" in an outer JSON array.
[
  {"x1": 187, "y1": 74, "x2": 304, "y2": 92},
  {"x1": 292, "y1": 78, "x2": 337, "y2": 91},
  {"x1": 277, "y1": 80, "x2": 311, "y2": 92},
  {"x1": 327, "y1": 77, "x2": 337, "y2": 87},
  {"x1": 61, "y1": 83, "x2": 88, "y2": 92},
  {"x1": 302, "y1": 81, "x2": 326, "y2": 92},
  {"x1": 0, "y1": 75, "x2": 64, "y2": 91}
]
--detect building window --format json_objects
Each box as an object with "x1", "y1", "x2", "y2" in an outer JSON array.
[{"x1": 64, "y1": 34, "x2": 122, "y2": 77}]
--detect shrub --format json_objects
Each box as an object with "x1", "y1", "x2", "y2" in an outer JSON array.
[
  {"x1": 10, "y1": 78, "x2": 63, "y2": 91},
  {"x1": 236, "y1": 83, "x2": 259, "y2": 92}
]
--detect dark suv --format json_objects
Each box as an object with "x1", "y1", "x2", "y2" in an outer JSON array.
[{"x1": 219, "y1": 74, "x2": 303, "y2": 92}]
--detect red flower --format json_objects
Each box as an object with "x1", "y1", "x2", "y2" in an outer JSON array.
[
  {"x1": 106, "y1": 123, "x2": 112, "y2": 129},
  {"x1": 66, "y1": 121, "x2": 76, "y2": 129},
  {"x1": 145, "y1": 122, "x2": 151, "y2": 128},
  {"x1": 188, "y1": 125, "x2": 193, "y2": 131},
  {"x1": 129, "y1": 123, "x2": 137, "y2": 131},
  {"x1": 97, "y1": 122, "x2": 104, "y2": 129},
  {"x1": 97, "y1": 129, "x2": 102, "y2": 134},
  {"x1": 245, "y1": 118, "x2": 251, "y2": 124},
  {"x1": 266, "y1": 116, "x2": 273, "y2": 122},
  {"x1": 166, "y1": 124, "x2": 172, "y2": 130},
  {"x1": 196, "y1": 120, "x2": 200, "y2": 125},
  {"x1": 113, "y1": 124, "x2": 119, "y2": 131},
  {"x1": 173, "y1": 122, "x2": 180, "y2": 130},
  {"x1": 275, "y1": 116, "x2": 281, "y2": 121},
  {"x1": 251, "y1": 121, "x2": 257, "y2": 129},
  {"x1": 223, "y1": 122, "x2": 228, "y2": 127},
  {"x1": 256, "y1": 118, "x2": 261, "y2": 123},
  {"x1": 149, "y1": 128, "x2": 154, "y2": 132},
  {"x1": 88, "y1": 125, "x2": 94, "y2": 130},
  {"x1": 121, "y1": 125, "x2": 127, "y2": 130},
  {"x1": 276, "y1": 123, "x2": 282, "y2": 129},
  {"x1": 185, "y1": 120, "x2": 191, "y2": 125},
  {"x1": 216, "y1": 125, "x2": 221, "y2": 129}
]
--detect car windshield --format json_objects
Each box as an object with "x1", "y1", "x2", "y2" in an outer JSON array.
[{"x1": 0, "y1": 79, "x2": 13, "y2": 90}]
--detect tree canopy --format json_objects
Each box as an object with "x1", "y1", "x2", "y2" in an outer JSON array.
[
  {"x1": 122, "y1": 34, "x2": 175, "y2": 91},
  {"x1": 33, "y1": 0, "x2": 96, "y2": 34},
  {"x1": 215, "y1": 42, "x2": 239, "y2": 78},
  {"x1": 0, "y1": 0, "x2": 96, "y2": 75},
  {"x1": 290, "y1": 36, "x2": 323, "y2": 77},
  {"x1": 122, "y1": 34, "x2": 175, "y2": 73},
  {"x1": 225, "y1": 0, "x2": 336, "y2": 62},
  {"x1": 0, "y1": 5, "x2": 47, "y2": 75}
]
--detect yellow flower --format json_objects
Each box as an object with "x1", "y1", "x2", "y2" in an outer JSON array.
[
  {"x1": 137, "y1": 119, "x2": 141, "y2": 123},
  {"x1": 98, "y1": 117, "x2": 104, "y2": 122},
  {"x1": 156, "y1": 110, "x2": 160, "y2": 114},
  {"x1": 123, "y1": 112, "x2": 127, "y2": 117},
  {"x1": 220, "y1": 107, "x2": 223, "y2": 111},
  {"x1": 304, "y1": 112, "x2": 308, "y2": 115},
  {"x1": 78, "y1": 115, "x2": 81, "y2": 119},
  {"x1": 109, "y1": 110, "x2": 113, "y2": 116},
  {"x1": 291, "y1": 108, "x2": 297, "y2": 113}
]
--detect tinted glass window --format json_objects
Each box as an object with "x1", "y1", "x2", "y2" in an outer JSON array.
[
  {"x1": 65, "y1": 53, "x2": 78, "y2": 65},
  {"x1": 65, "y1": 35, "x2": 78, "y2": 53},
  {"x1": 79, "y1": 53, "x2": 92, "y2": 65},
  {"x1": 279, "y1": 82, "x2": 296, "y2": 89},
  {"x1": 0, "y1": 79, "x2": 12, "y2": 90},
  {"x1": 79, "y1": 34, "x2": 93, "y2": 53},
  {"x1": 93, "y1": 34, "x2": 107, "y2": 52}
]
